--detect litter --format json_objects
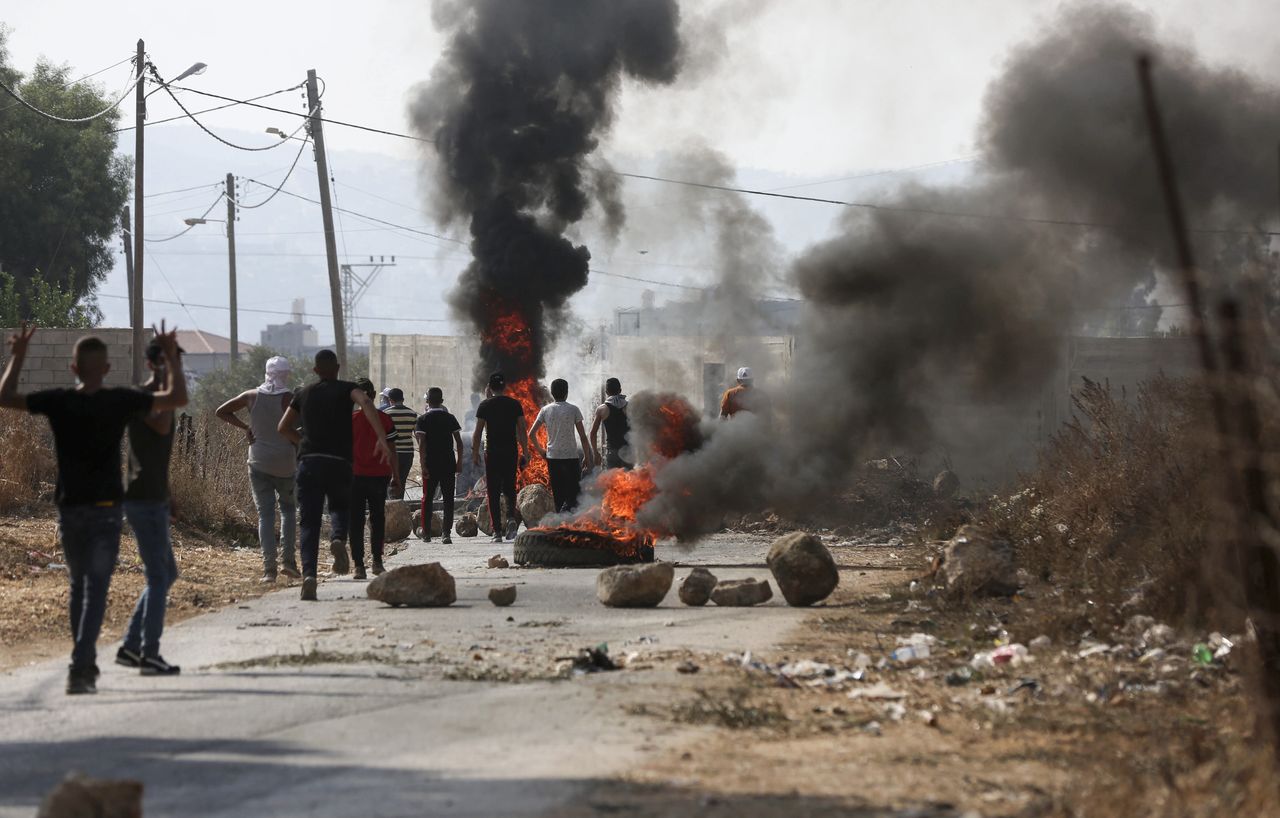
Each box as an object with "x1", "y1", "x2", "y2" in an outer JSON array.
[{"x1": 848, "y1": 682, "x2": 908, "y2": 701}]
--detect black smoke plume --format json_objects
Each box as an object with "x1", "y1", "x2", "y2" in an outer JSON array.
[
  {"x1": 410, "y1": 0, "x2": 684, "y2": 387},
  {"x1": 640, "y1": 1, "x2": 1280, "y2": 540}
]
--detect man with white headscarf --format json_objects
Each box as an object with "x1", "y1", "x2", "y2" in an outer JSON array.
[{"x1": 215, "y1": 356, "x2": 300, "y2": 582}]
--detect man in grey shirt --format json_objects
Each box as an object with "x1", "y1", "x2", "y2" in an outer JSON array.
[
  {"x1": 529, "y1": 378, "x2": 591, "y2": 513},
  {"x1": 216, "y1": 356, "x2": 299, "y2": 582}
]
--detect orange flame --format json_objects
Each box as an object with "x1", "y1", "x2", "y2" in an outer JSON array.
[
  {"x1": 510, "y1": 377, "x2": 549, "y2": 488},
  {"x1": 482, "y1": 308, "x2": 534, "y2": 366}
]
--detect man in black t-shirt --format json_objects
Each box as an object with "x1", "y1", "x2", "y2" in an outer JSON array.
[
  {"x1": 0, "y1": 323, "x2": 188, "y2": 695},
  {"x1": 415, "y1": 386, "x2": 464, "y2": 544},
  {"x1": 472, "y1": 372, "x2": 529, "y2": 542},
  {"x1": 277, "y1": 349, "x2": 392, "y2": 601}
]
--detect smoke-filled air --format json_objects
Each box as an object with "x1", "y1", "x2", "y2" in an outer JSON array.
[{"x1": 635, "y1": 2, "x2": 1280, "y2": 540}]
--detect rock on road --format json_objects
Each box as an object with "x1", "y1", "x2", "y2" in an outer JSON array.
[{"x1": 0, "y1": 534, "x2": 806, "y2": 818}]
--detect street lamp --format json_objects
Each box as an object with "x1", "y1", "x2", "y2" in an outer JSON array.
[
  {"x1": 182, "y1": 217, "x2": 223, "y2": 226},
  {"x1": 172, "y1": 62, "x2": 208, "y2": 83}
]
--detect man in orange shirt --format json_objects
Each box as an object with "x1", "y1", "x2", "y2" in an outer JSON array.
[{"x1": 719, "y1": 366, "x2": 755, "y2": 419}]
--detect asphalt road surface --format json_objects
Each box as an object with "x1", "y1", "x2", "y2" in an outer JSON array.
[{"x1": 0, "y1": 533, "x2": 806, "y2": 818}]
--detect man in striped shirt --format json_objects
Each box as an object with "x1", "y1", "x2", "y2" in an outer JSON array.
[{"x1": 383, "y1": 388, "x2": 418, "y2": 498}]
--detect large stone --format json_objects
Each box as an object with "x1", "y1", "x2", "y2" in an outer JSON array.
[
  {"x1": 711, "y1": 578, "x2": 773, "y2": 607},
  {"x1": 38, "y1": 773, "x2": 143, "y2": 818},
  {"x1": 455, "y1": 513, "x2": 479, "y2": 538},
  {"x1": 367, "y1": 562, "x2": 456, "y2": 607},
  {"x1": 477, "y1": 506, "x2": 506, "y2": 536},
  {"x1": 766, "y1": 532, "x2": 839, "y2": 607},
  {"x1": 678, "y1": 567, "x2": 718, "y2": 606},
  {"x1": 932, "y1": 469, "x2": 960, "y2": 499},
  {"x1": 938, "y1": 524, "x2": 1017, "y2": 598},
  {"x1": 596, "y1": 562, "x2": 675, "y2": 608},
  {"x1": 384, "y1": 501, "x2": 413, "y2": 542},
  {"x1": 411, "y1": 509, "x2": 445, "y2": 539},
  {"x1": 488, "y1": 585, "x2": 517, "y2": 607},
  {"x1": 517, "y1": 484, "x2": 555, "y2": 528}
]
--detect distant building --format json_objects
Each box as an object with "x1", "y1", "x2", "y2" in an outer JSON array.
[
  {"x1": 261, "y1": 299, "x2": 319, "y2": 358},
  {"x1": 175, "y1": 330, "x2": 253, "y2": 378}
]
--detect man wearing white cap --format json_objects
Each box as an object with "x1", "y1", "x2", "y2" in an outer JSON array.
[
  {"x1": 215, "y1": 356, "x2": 300, "y2": 582},
  {"x1": 719, "y1": 366, "x2": 756, "y2": 419}
]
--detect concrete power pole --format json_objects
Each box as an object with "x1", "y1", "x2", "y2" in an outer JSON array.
[
  {"x1": 305, "y1": 69, "x2": 346, "y2": 370},
  {"x1": 132, "y1": 39, "x2": 146, "y2": 383},
  {"x1": 121, "y1": 206, "x2": 134, "y2": 316},
  {"x1": 225, "y1": 173, "x2": 239, "y2": 363}
]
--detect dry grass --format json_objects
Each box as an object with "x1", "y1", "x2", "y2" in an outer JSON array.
[
  {"x1": 980, "y1": 377, "x2": 1225, "y2": 633},
  {"x1": 169, "y1": 413, "x2": 258, "y2": 539},
  {"x1": 0, "y1": 412, "x2": 55, "y2": 513}
]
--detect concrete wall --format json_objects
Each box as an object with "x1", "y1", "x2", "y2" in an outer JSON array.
[
  {"x1": 0, "y1": 328, "x2": 147, "y2": 390},
  {"x1": 369, "y1": 333, "x2": 480, "y2": 418}
]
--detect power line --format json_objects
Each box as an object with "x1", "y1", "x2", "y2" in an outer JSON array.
[
  {"x1": 144, "y1": 194, "x2": 223, "y2": 243},
  {"x1": 96, "y1": 292, "x2": 450, "y2": 323},
  {"x1": 0, "y1": 64, "x2": 143, "y2": 123},
  {"x1": 147, "y1": 63, "x2": 312, "y2": 152},
  {"x1": 112, "y1": 82, "x2": 308, "y2": 133},
  {"x1": 241, "y1": 180, "x2": 466, "y2": 245},
  {"x1": 237, "y1": 138, "x2": 311, "y2": 209},
  {"x1": 0, "y1": 55, "x2": 134, "y2": 114},
  {"x1": 144, "y1": 181, "x2": 223, "y2": 199},
  {"x1": 766, "y1": 155, "x2": 980, "y2": 191},
  {"x1": 160, "y1": 81, "x2": 435, "y2": 144}
]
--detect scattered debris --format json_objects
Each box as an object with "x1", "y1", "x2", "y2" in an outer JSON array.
[
  {"x1": 936, "y1": 524, "x2": 1018, "y2": 598},
  {"x1": 487, "y1": 555, "x2": 510, "y2": 569},
  {"x1": 559, "y1": 644, "x2": 617, "y2": 675},
  {"x1": 37, "y1": 772, "x2": 143, "y2": 818},
  {"x1": 488, "y1": 585, "x2": 517, "y2": 607},
  {"x1": 847, "y1": 682, "x2": 908, "y2": 701},
  {"x1": 366, "y1": 562, "x2": 456, "y2": 608},
  {"x1": 676, "y1": 660, "x2": 700, "y2": 674},
  {"x1": 711, "y1": 578, "x2": 773, "y2": 607},
  {"x1": 455, "y1": 513, "x2": 480, "y2": 538}
]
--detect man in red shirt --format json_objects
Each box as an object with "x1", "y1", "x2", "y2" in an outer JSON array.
[{"x1": 349, "y1": 378, "x2": 400, "y2": 578}]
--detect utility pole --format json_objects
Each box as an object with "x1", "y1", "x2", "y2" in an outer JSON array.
[
  {"x1": 225, "y1": 173, "x2": 239, "y2": 363},
  {"x1": 341, "y1": 255, "x2": 397, "y2": 349},
  {"x1": 131, "y1": 39, "x2": 146, "y2": 383},
  {"x1": 121, "y1": 206, "x2": 134, "y2": 317},
  {"x1": 305, "y1": 69, "x2": 346, "y2": 369}
]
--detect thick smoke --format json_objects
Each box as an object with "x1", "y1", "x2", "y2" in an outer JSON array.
[
  {"x1": 410, "y1": 0, "x2": 683, "y2": 386},
  {"x1": 639, "y1": 1, "x2": 1280, "y2": 540}
]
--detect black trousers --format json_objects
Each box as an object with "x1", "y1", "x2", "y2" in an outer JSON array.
[
  {"x1": 485, "y1": 451, "x2": 518, "y2": 531},
  {"x1": 547, "y1": 458, "x2": 582, "y2": 513},
  {"x1": 349, "y1": 474, "x2": 390, "y2": 567},
  {"x1": 297, "y1": 456, "x2": 351, "y2": 578},
  {"x1": 423, "y1": 458, "x2": 457, "y2": 536}
]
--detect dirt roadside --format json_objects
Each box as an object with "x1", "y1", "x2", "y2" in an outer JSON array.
[{"x1": 0, "y1": 514, "x2": 271, "y2": 670}]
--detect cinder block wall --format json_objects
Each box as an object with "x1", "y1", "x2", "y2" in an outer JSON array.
[{"x1": 0, "y1": 328, "x2": 149, "y2": 390}]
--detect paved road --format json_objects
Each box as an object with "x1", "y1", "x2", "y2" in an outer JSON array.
[{"x1": 0, "y1": 533, "x2": 805, "y2": 818}]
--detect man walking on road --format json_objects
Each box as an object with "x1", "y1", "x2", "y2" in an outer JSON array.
[
  {"x1": 0, "y1": 323, "x2": 188, "y2": 694},
  {"x1": 277, "y1": 350, "x2": 392, "y2": 601},
  {"x1": 590, "y1": 377, "x2": 632, "y2": 470},
  {"x1": 530, "y1": 378, "x2": 591, "y2": 513},
  {"x1": 472, "y1": 373, "x2": 528, "y2": 543},
  {"x1": 719, "y1": 366, "x2": 757, "y2": 419},
  {"x1": 383, "y1": 388, "x2": 418, "y2": 498},
  {"x1": 349, "y1": 378, "x2": 400, "y2": 579},
  {"x1": 215, "y1": 356, "x2": 299, "y2": 583},
  {"x1": 115, "y1": 339, "x2": 186, "y2": 677},
  {"x1": 415, "y1": 387, "x2": 463, "y2": 544}
]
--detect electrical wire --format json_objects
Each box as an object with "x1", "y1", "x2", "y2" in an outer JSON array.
[
  {"x1": 95, "y1": 292, "x2": 450, "y2": 323},
  {"x1": 144, "y1": 194, "x2": 223, "y2": 243},
  {"x1": 112, "y1": 82, "x2": 307, "y2": 133},
  {"x1": 147, "y1": 64, "x2": 312, "y2": 151},
  {"x1": 236, "y1": 138, "x2": 311, "y2": 209},
  {"x1": 0, "y1": 64, "x2": 143, "y2": 123},
  {"x1": 0, "y1": 54, "x2": 134, "y2": 114},
  {"x1": 158, "y1": 83, "x2": 434, "y2": 143},
  {"x1": 240, "y1": 181, "x2": 466, "y2": 245},
  {"x1": 144, "y1": 181, "x2": 223, "y2": 199},
  {"x1": 143, "y1": 248, "x2": 203, "y2": 332},
  {"x1": 766, "y1": 155, "x2": 980, "y2": 191}
]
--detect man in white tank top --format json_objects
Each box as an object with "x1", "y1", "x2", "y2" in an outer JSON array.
[{"x1": 215, "y1": 356, "x2": 299, "y2": 582}]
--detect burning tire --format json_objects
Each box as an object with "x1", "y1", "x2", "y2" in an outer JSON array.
[{"x1": 513, "y1": 529, "x2": 654, "y2": 568}]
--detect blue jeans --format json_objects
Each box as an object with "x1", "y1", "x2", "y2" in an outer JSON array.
[
  {"x1": 123, "y1": 501, "x2": 179, "y2": 658},
  {"x1": 58, "y1": 504, "x2": 123, "y2": 669},
  {"x1": 249, "y1": 467, "x2": 297, "y2": 572},
  {"x1": 296, "y1": 456, "x2": 351, "y2": 578}
]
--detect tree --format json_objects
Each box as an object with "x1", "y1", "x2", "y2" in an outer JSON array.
[
  {"x1": 0, "y1": 271, "x2": 98, "y2": 328},
  {"x1": 191, "y1": 346, "x2": 306, "y2": 412},
  {"x1": 0, "y1": 28, "x2": 131, "y2": 320}
]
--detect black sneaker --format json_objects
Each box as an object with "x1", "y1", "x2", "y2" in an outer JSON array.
[
  {"x1": 279, "y1": 563, "x2": 302, "y2": 579},
  {"x1": 329, "y1": 539, "x2": 350, "y2": 575},
  {"x1": 442, "y1": 535, "x2": 453, "y2": 545},
  {"x1": 372, "y1": 558, "x2": 385, "y2": 575},
  {"x1": 140, "y1": 655, "x2": 181, "y2": 676},
  {"x1": 504, "y1": 520, "x2": 519, "y2": 541},
  {"x1": 115, "y1": 646, "x2": 143, "y2": 669},
  {"x1": 66, "y1": 665, "x2": 97, "y2": 695},
  {"x1": 353, "y1": 565, "x2": 367, "y2": 580},
  {"x1": 300, "y1": 576, "x2": 318, "y2": 601}
]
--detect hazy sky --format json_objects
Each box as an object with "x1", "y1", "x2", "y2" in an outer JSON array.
[{"x1": 4, "y1": 0, "x2": 1279, "y2": 344}]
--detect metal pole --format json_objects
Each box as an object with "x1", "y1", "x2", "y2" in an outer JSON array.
[
  {"x1": 225, "y1": 172, "x2": 239, "y2": 363},
  {"x1": 121, "y1": 206, "x2": 134, "y2": 318},
  {"x1": 305, "y1": 69, "x2": 346, "y2": 370},
  {"x1": 132, "y1": 39, "x2": 146, "y2": 383}
]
